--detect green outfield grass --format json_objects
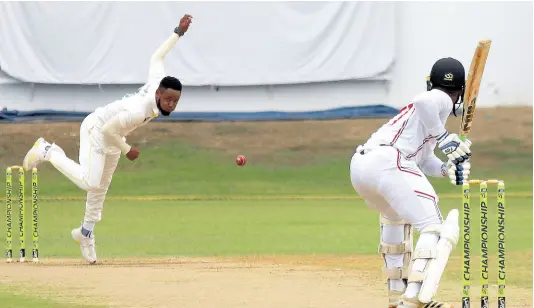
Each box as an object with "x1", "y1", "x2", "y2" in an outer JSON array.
[
  {"x1": 0, "y1": 141, "x2": 531, "y2": 261},
  {"x1": 0, "y1": 198, "x2": 531, "y2": 277},
  {"x1": 8, "y1": 198, "x2": 532, "y2": 255},
  {"x1": 9, "y1": 141, "x2": 533, "y2": 198},
  {"x1": 0, "y1": 139, "x2": 531, "y2": 307}
]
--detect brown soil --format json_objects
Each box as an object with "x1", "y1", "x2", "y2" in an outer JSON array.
[{"x1": 0, "y1": 254, "x2": 531, "y2": 308}]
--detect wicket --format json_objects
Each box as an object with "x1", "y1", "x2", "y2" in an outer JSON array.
[
  {"x1": 462, "y1": 179, "x2": 505, "y2": 308},
  {"x1": 5, "y1": 166, "x2": 39, "y2": 263}
]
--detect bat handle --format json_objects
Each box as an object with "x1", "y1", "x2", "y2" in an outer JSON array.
[{"x1": 459, "y1": 135, "x2": 468, "y2": 142}]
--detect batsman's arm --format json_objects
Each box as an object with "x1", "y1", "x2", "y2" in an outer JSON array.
[
  {"x1": 101, "y1": 111, "x2": 143, "y2": 155},
  {"x1": 419, "y1": 153, "x2": 446, "y2": 178},
  {"x1": 414, "y1": 99, "x2": 448, "y2": 141}
]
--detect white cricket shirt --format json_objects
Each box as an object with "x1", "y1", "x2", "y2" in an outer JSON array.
[
  {"x1": 95, "y1": 65, "x2": 163, "y2": 125},
  {"x1": 90, "y1": 33, "x2": 181, "y2": 155},
  {"x1": 362, "y1": 89, "x2": 452, "y2": 167}
]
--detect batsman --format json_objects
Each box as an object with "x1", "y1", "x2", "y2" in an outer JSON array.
[
  {"x1": 21, "y1": 14, "x2": 193, "y2": 264},
  {"x1": 350, "y1": 58, "x2": 473, "y2": 307}
]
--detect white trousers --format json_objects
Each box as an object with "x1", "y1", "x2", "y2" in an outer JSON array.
[
  {"x1": 350, "y1": 145, "x2": 443, "y2": 296},
  {"x1": 350, "y1": 145, "x2": 442, "y2": 228},
  {"x1": 48, "y1": 113, "x2": 121, "y2": 223}
]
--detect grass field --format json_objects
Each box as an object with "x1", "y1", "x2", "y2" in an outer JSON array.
[
  {"x1": 7, "y1": 140, "x2": 534, "y2": 197},
  {"x1": 0, "y1": 110, "x2": 532, "y2": 307}
]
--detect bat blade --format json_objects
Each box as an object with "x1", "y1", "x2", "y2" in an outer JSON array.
[{"x1": 459, "y1": 40, "x2": 492, "y2": 141}]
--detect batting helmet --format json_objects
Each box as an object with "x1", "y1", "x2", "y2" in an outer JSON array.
[
  {"x1": 426, "y1": 57, "x2": 466, "y2": 116},
  {"x1": 426, "y1": 57, "x2": 466, "y2": 91}
]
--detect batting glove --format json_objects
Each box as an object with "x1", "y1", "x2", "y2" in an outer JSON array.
[
  {"x1": 438, "y1": 133, "x2": 472, "y2": 165},
  {"x1": 442, "y1": 160, "x2": 471, "y2": 185}
]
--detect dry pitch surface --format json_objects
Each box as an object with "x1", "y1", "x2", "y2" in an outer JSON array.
[{"x1": 0, "y1": 254, "x2": 532, "y2": 308}]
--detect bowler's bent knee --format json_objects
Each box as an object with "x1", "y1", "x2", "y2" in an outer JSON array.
[{"x1": 85, "y1": 179, "x2": 102, "y2": 192}]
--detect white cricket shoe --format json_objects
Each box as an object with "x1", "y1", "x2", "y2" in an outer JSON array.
[
  {"x1": 22, "y1": 137, "x2": 51, "y2": 171},
  {"x1": 397, "y1": 296, "x2": 454, "y2": 308},
  {"x1": 71, "y1": 227, "x2": 97, "y2": 264}
]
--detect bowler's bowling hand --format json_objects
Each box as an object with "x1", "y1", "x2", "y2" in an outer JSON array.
[
  {"x1": 175, "y1": 14, "x2": 193, "y2": 36},
  {"x1": 126, "y1": 147, "x2": 140, "y2": 161}
]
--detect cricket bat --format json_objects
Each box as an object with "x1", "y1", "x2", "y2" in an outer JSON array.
[{"x1": 459, "y1": 40, "x2": 492, "y2": 141}]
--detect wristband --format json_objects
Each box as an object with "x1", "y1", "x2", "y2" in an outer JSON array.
[{"x1": 174, "y1": 27, "x2": 185, "y2": 37}]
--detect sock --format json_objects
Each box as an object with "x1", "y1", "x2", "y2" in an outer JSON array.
[{"x1": 81, "y1": 221, "x2": 95, "y2": 237}]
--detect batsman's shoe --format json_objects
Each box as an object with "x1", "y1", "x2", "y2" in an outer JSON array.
[
  {"x1": 23, "y1": 137, "x2": 51, "y2": 171},
  {"x1": 71, "y1": 227, "x2": 97, "y2": 264},
  {"x1": 398, "y1": 296, "x2": 453, "y2": 308}
]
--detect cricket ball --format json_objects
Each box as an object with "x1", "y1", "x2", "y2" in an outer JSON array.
[{"x1": 236, "y1": 155, "x2": 247, "y2": 166}]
